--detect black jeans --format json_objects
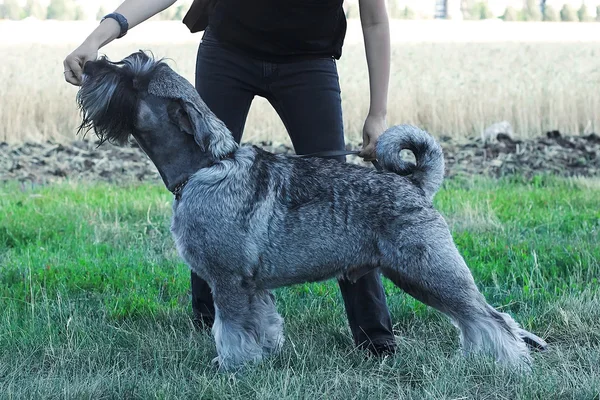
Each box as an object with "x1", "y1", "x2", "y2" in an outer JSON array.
[{"x1": 191, "y1": 28, "x2": 395, "y2": 350}]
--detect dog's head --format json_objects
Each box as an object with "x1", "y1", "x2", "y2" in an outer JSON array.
[{"x1": 76, "y1": 50, "x2": 236, "y2": 158}]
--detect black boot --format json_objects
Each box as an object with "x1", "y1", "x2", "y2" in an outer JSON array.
[
  {"x1": 338, "y1": 270, "x2": 396, "y2": 357},
  {"x1": 191, "y1": 271, "x2": 215, "y2": 330}
]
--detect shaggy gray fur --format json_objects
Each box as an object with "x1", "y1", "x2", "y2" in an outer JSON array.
[
  {"x1": 147, "y1": 60, "x2": 237, "y2": 158},
  {"x1": 76, "y1": 51, "x2": 546, "y2": 372}
]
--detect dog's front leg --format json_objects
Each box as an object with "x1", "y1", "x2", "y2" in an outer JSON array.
[{"x1": 210, "y1": 278, "x2": 283, "y2": 371}]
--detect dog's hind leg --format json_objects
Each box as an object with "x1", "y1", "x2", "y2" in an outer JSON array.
[
  {"x1": 381, "y1": 227, "x2": 533, "y2": 370},
  {"x1": 210, "y1": 280, "x2": 284, "y2": 371}
]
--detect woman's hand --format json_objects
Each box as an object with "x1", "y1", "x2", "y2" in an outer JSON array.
[
  {"x1": 63, "y1": 42, "x2": 99, "y2": 86},
  {"x1": 359, "y1": 113, "x2": 387, "y2": 161},
  {"x1": 61, "y1": 0, "x2": 178, "y2": 86},
  {"x1": 358, "y1": 0, "x2": 390, "y2": 161}
]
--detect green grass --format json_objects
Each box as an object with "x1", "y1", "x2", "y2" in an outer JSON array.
[{"x1": 1, "y1": 176, "x2": 599, "y2": 399}]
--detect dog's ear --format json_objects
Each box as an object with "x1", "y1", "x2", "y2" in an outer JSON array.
[
  {"x1": 167, "y1": 100, "x2": 211, "y2": 152},
  {"x1": 148, "y1": 63, "x2": 238, "y2": 158}
]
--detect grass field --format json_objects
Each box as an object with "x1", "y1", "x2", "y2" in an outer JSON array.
[
  {"x1": 1, "y1": 176, "x2": 599, "y2": 398},
  {"x1": 2, "y1": 20, "x2": 600, "y2": 144}
]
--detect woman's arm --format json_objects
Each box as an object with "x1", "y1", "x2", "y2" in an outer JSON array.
[
  {"x1": 357, "y1": 0, "x2": 390, "y2": 160},
  {"x1": 63, "y1": 0, "x2": 177, "y2": 85}
]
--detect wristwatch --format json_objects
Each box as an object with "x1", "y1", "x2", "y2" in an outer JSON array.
[{"x1": 101, "y1": 13, "x2": 129, "y2": 39}]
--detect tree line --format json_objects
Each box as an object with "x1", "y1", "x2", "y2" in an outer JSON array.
[
  {"x1": 0, "y1": 0, "x2": 189, "y2": 21},
  {"x1": 351, "y1": 0, "x2": 600, "y2": 22},
  {"x1": 2, "y1": 0, "x2": 599, "y2": 22},
  {"x1": 496, "y1": 1, "x2": 600, "y2": 22}
]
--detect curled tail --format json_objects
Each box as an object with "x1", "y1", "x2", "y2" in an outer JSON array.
[{"x1": 375, "y1": 124, "x2": 445, "y2": 199}]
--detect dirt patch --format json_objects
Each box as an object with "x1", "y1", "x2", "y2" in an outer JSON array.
[
  {"x1": 443, "y1": 130, "x2": 600, "y2": 179},
  {"x1": 1, "y1": 131, "x2": 599, "y2": 187}
]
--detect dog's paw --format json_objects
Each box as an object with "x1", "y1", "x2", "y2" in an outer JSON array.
[
  {"x1": 211, "y1": 355, "x2": 249, "y2": 374},
  {"x1": 211, "y1": 356, "x2": 221, "y2": 368},
  {"x1": 211, "y1": 356, "x2": 234, "y2": 373},
  {"x1": 518, "y1": 329, "x2": 548, "y2": 352},
  {"x1": 262, "y1": 333, "x2": 285, "y2": 356}
]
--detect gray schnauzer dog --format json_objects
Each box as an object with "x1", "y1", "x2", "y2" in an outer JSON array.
[{"x1": 76, "y1": 51, "x2": 547, "y2": 372}]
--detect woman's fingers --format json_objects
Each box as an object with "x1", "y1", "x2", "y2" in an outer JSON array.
[{"x1": 63, "y1": 46, "x2": 97, "y2": 86}]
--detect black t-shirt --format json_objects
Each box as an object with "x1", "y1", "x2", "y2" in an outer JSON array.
[{"x1": 209, "y1": 0, "x2": 347, "y2": 62}]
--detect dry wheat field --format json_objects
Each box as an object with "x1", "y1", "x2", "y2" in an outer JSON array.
[{"x1": 1, "y1": 19, "x2": 600, "y2": 146}]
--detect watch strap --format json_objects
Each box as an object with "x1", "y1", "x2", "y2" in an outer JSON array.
[{"x1": 102, "y1": 13, "x2": 129, "y2": 39}]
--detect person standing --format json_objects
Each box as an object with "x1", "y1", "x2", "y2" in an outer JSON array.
[{"x1": 63, "y1": 0, "x2": 396, "y2": 356}]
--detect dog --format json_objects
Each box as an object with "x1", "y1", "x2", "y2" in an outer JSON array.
[{"x1": 76, "y1": 51, "x2": 547, "y2": 372}]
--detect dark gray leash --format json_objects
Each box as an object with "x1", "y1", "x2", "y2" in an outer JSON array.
[{"x1": 296, "y1": 149, "x2": 383, "y2": 171}]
